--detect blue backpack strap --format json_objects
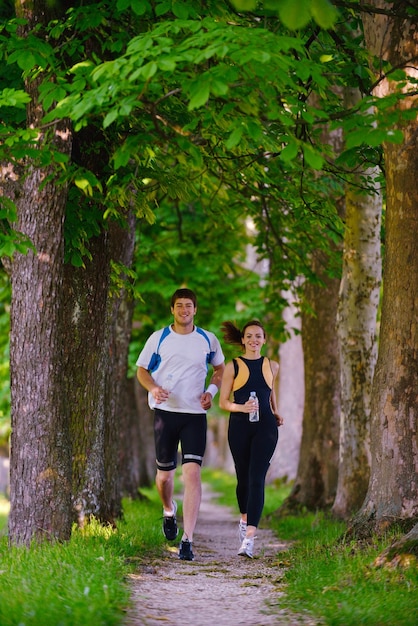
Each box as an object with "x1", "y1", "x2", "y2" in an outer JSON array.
[
  {"x1": 196, "y1": 327, "x2": 215, "y2": 364},
  {"x1": 147, "y1": 326, "x2": 171, "y2": 373}
]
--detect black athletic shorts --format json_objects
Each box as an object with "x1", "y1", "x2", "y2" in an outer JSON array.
[{"x1": 154, "y1": 409, "x2": 207, "y2": 471}]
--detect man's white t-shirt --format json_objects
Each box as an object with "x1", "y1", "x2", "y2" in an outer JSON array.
[{"x1": 136, "y1": 325, "x2": 224, "y2": 414}]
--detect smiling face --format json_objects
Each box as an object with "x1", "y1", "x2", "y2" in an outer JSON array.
[
  {"x1": 171, "y1": 297, "x2": 197, "y2": 333},
  {"x1": 241, "y1": 324, "x2": 266, "y2": 357}
]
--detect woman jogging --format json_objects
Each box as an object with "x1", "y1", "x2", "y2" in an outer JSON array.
[{"x1": 219, "y1": 320, "x2": 283, "y2": 558}]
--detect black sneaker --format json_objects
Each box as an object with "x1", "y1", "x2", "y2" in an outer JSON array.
[
  {"x1": 163, "y1": 501, "x2": 178, "y2": 541},
  {"x1": 179, "y1": 539, "x2": 194, "y2": 561}
]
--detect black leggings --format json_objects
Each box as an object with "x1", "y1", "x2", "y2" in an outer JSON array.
[{"x1": 228, "y1": 414, "x2": 278, "y2": 528}]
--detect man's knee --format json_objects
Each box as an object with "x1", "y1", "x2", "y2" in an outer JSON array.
[
  {"x1": 182, "y1": 461, "x2": 201, "y2": 480},
  {"x1": 156, "y1": 468, "x2": 175, "y2": 484}
]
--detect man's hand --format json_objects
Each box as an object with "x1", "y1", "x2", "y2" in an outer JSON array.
[
  {"x1": 152, "y1": 386, "x2": 169, "y2": 404},
  {"x1": 200, "y1": 392, "x2": 213, "y2": 410}
]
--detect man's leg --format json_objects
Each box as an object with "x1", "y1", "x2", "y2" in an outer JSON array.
[
  {"x1": 181, "y1": 462, "x2": 201, "y2": 542},
  {"x1": 156, "y1": 468, "x2": 176, "y2": 515}
]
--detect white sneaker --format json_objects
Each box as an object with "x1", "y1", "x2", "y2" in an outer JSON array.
[
  {"x1": 238, "y1": 537, "x2": 254, "y2": 558},
  {"x1": 238, "y1": 521, "x2": 247, "y2": 543}
]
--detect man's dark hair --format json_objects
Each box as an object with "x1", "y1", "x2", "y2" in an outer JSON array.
[{"x1": 171, "y1": 288, "x2": 197, "y2": 308}]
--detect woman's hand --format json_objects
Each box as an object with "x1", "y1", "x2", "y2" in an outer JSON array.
[
  {"x1": 243, "y1": 397, "x2": 258, "y2": 414},
  {"x1": 274, "y1": 413, "x2": 284, "y2": 426}
]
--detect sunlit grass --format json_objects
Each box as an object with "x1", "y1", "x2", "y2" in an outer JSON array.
[
  {"x1": 278, "y1": 525, "x2": 418, "y2": 626},
  {"x1": 0, "y1": 493, "x2": 166, "y2": 626},
  {"x1": 0, "y1": 494, "x2": 9, "y2": 535},
  {"x1": 202, "y1": 468, "x2": 418, "y2": 626},
  {"x1": 0, "y1": 471, "x2": 416, "y2": 625}
]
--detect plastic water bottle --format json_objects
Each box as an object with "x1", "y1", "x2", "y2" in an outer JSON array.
[
  {"x1": 249, "y1": 391, "x2": 259, "y2": 422},
  {"x1": 164, "y1": 374, "x2": 175, "y2": 393}
]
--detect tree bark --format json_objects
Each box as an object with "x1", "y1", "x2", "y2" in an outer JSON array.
[
  {"x1": 8, "y1": 0, "x2": 73, "y2": 545},
  {"x1": 373, "y1": 522, "x2": 418, "y2": 568},
  {"x1": 333, "y1": 90, "x2": 382, "y2": 518},
  {"x1": 62, "y1": 121, "x2": 136, "y2": 525},
  {"x1": 119, "y1": 379, "x2": 156, "y2": 496},
  {"x1": 351, "y1": 1, "x2": 418, "y2": 535},
  {"x1": 277, "y1": 253, "x2": 341, "y2": 513},
  {"x1": 62, "y1": 213, "x2": 136, "y2": 525},
  {"x1": 104, "y1": 215, "x2": 136, "y2": 514}
]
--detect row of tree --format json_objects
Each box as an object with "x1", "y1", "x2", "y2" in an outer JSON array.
[{"x1": 0, "y1": 0, "x2": 417, "y2": 549}]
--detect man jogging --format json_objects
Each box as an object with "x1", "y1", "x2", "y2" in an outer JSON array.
[{"x1": 136, "y1": 288, "x2": 225, "y2": 561}]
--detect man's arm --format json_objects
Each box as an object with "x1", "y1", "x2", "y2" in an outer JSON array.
[
  {"x1": 200, "y1": 362, "x2": 225, "y2": 410},
  {"x1": 137, "y1": 366, "x2": 168, "y2": 404}
]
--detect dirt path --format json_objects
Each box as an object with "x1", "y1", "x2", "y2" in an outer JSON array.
[{"x1": 124, "y1": 485, "x2": 321, "y2": 626}]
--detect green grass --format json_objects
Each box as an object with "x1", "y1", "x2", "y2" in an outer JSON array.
[
  {"x1": 0, "y1": 493, "x2": 166, "y2": 626},
  {"x1": 280, "y1": 531, "x2": 418, "y2": 626},
  {"x1": 0, "y1": 472, "x2": 417, "y2": 626},
  {"x1": 202, "y1": 469, "x2": 418, "y2": 626}
]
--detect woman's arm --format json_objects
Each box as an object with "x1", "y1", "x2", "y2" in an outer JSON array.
[
  {"x1": 270, "y1": 360, "x2": 284, "y2": 426},
  {"x1": 219, "y1": 361, "x2": 254, "y2": 414}
]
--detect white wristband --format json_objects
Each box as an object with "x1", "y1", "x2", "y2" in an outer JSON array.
[{"x1": 206, "y1": 384, "x2": 218, "y2": 398}]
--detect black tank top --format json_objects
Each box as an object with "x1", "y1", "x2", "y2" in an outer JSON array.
[{"x1": 232, "y1": 356, "x2": 274, "y2": 419}]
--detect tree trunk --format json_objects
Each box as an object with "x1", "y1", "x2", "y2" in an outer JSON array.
[
  {"x1": 277, "y1": 253, "x2": 341, "y2": 513},
  {"x1": 104, "y1": 215, "x2": 136, "y2": 512},
  {"x1": 62, "y1": 234, "x2": 111, "y2": 525},
  {"x1": 62, "y1": 119, "x2": 136, "y2": 525},
  {"x1": 352, "y1": 1, "x2": 418, "y2": 535},
  {"x1": 63, "y1": 216, "x2": 136, "y2": 525},
  {"x1": 373, "y1": 522, "x2": 418, "y2": 569},
  {"x1": 333, "y1": 91, "x2": 382, "y2": 518},
  {"x1": 8, "y1": 0, "x2": 73, "y2": 546},
  {"x1": 119, "y1": 379, "x2": 156, "y2": 496}
]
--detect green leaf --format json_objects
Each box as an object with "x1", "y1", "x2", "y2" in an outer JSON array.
[
  {"x1": 311, "y1": 0, "x2": 338, "y2": 29},
  {"x1": 225, "y1": 126, "x2": 243, "y2": 149},
  {"x1": 116, "y1": 0, "x2": 131, "y2": 9},
  {"x1": 113, "y1": 145, "x2": 131, "y2": 170},
  {"x1": 131, "y1": 0, "x2": 151, "y2": 16},
  {"x1": 210, "y1": 78, "x2": 229, "y2": 97},
  {"x1": 71, "y1": 252, "x2": 85, "y2": 268},
  {"x1": 8, "y1": 51, "x2": 37, "y2": 71},
  {"x1": 158, "y1": 57, "x2": 177, "y2": 72},
  {"x1": 345, "y1": 129, "x2": 369, "y2": 149},
  {"x1": 383, "y1": 129, "x2": 404, "y2": 144},
  {"x1": 140, "y1": 61, "x2": 158, "y2": 80},
  {"x1": 172, "y1": 0, "x2": 190, "y2": 19},
  {"x1": 277, "y1": 0, "x2": 311, "y2": 30},
  {"x1": 103, "y1": 109, "x2": 119, "y2": 129},
  {"x1": 366, "y1": 128, "x2": 387, "y2": 147},
  {"x1": 302, "y1": 145, "x2": 323, "y2": 169},
  {"x1": 0, "y1": 240, "x2": 17, "y2": 258},
  {"x1": 188, "y1": 82, "x2": 210, "y2": 110},
  {"x1": 280, "y1": 140, "x2": 299, "y2": 162},
  {"x1": 0, "y1": 88, "x2": 31, "y2": 108},
  {"x1": 229, "y1": 0, "x2": 257, "y2": 9},
  {"x1": 155, "y1": 1, "x2": 171, "y2": 16}
]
